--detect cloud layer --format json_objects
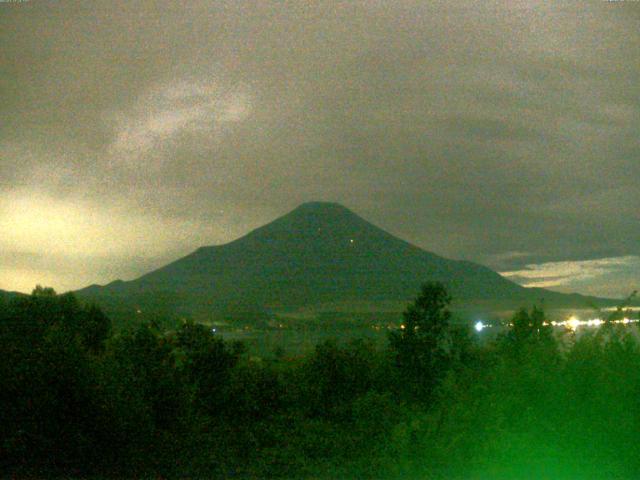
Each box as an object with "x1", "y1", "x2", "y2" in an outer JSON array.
[
  {"x1": 1, "y1": 1, "x2": 638, "y2": 296},
  {"x1": 501, "y1": 256, "x2": 640, "y2": 298}
]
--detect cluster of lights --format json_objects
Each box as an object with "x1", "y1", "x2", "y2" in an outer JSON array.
[
  {"x1": 553, "y1": 316, "x2": 638, "y2": 331},
  {"x1": 473, "y1": 315, "x2": 639, "y2": 333}
]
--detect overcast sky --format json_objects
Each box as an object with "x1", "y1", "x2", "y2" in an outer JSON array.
[{"x1": 1, "y1": 0, "x2": 639, "y2": 298}]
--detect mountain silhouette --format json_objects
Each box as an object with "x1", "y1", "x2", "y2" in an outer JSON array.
[
  {"x1": 76, "y1": 202, "x2": 610, "y2": 321},
  {"x1": 0, "y1": 289, "x2": 22, "y2": 302}
]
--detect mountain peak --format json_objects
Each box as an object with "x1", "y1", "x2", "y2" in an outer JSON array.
[
  {"x1": 255, "y1": 201, "x2": 375, "y2": 240},
  {"x1": 289, "y1": 201, "x2": 354, "y2": 217}
]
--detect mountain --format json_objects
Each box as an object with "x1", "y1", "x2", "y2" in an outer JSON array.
[
  {"x1": 76, "y1": 202, "x2": 612, "y2": 322},
  {"x1": 0, "y1": 289, "x2": 10, "y2": 303},
  {"x1": 0, "y1": 289, "x2": 23, "y2": 304}
]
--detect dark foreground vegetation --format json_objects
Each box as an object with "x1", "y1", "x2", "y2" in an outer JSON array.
[{"x1": 2, "y1": 284, "x2": 640, "y2": 479}]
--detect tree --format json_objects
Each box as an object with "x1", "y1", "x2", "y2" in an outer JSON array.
[
  {"x1": 499, "y1": 305, "x2": 557, "y2": 364},
  {"x1": 0, "y1": 286, "x2": 116, "y2": 474},
  {"x1": 173, "y1": 320, "x2": 243, "y2": 415},
  {"x1": 32, "y1": 285, "x2": 56, "y2": 297},
  {"x1": 511, "y1": 306, "x2": 550, "y2": 343},
  {"x1": 302, "y1": 339, "x2": 381, "y2": 419},
  {"x1": 389, "y1": 282, "x2": 455, "y2": 400},
  {"x1": 80, "y1": 305, "x2": 111, "y2": 353}
]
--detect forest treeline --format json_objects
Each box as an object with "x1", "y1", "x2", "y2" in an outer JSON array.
[{"x1": 2, "y1": 284, "x2": 640, "y2": 479}]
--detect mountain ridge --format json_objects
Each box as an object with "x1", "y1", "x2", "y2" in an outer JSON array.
[{"x1": 76, "y1": 202, "x2": 616, "y2": 321}]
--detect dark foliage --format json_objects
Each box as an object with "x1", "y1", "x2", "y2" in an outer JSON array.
[
  {"x1": 389, "y1": 282, "x2": 457, "y2": 400},
  {"x1": 1, "y1": 284, "x2": 640, "y2": 478}
]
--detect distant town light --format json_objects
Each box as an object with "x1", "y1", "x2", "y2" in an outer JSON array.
[
  {"x1": 476, "y1": 315, "x2": 638, "y2": 333},
  {"x1": 567, "y1": 316, "x2": 580, "y2": 331}
]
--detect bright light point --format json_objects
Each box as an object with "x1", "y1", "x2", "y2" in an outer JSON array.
[
  {"x1": 475, "y1": 321, "x2": 484, "y2": 332},
  {"x1": 567, "y1": 316, "x2": 580, "y2": 331},
  {"x1": 349, "y1": 239, "x2": 354, "y2": 243}
]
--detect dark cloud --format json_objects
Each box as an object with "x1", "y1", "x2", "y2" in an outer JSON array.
[{"x1": 1, "y1": 0, "x2": 638, "y2": 296}]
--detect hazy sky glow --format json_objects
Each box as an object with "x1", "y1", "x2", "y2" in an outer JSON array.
[{"x1": 1, "y1": 1, "x2": 638, "y2": 297}]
